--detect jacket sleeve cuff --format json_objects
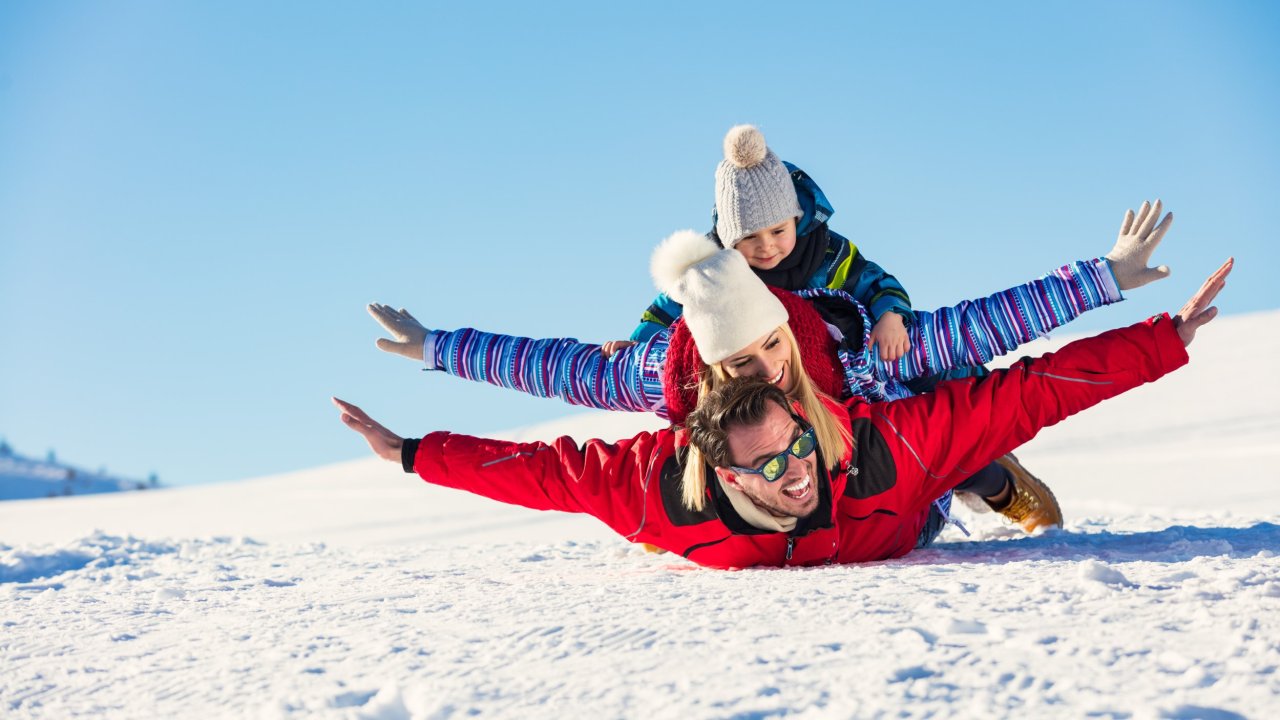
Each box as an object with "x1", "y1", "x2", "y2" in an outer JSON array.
[
  {"x1": 868, "y1": 295, "x2": 914, "y2": 329},
  {"x1": 401, "y1": 438, "x2": 421, "y2": 474},
  {"x1": 888, "y1": 307, "x2": 915, "y2": 329},
  {"x1": 422, "y1": 331, "x2": 442, "y2": 371},
  {"x1": 1147, "y1": 312, "x2": 1190, "y2": 375},
  {"x1": 1094, "y1": 257, "x2": 1125, "y2": 304}
]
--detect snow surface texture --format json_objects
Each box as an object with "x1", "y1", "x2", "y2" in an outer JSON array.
[{"x1": 2, "y1": 310, "x2": 1278, "y2": 719}]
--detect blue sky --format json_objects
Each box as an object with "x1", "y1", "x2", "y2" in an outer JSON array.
[{"x1": 2, "y1": 1, "x2": 1277, "y2": 487}]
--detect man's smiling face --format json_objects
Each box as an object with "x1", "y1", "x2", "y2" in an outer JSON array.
[{"x1": 717, "y1": 401, "x2": 821, "y2": 519}]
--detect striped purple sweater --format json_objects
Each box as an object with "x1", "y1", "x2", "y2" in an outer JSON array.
[{"x1": 424, "y1": 258, "x2": 1123, "y2": 420}]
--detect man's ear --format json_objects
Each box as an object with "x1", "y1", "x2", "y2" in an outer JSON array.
[{"x1": 714, "y1": 466, "x2": 743, "y2": 490}]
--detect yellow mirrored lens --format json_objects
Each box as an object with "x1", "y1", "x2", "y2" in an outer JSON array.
[
  {"x1": 792, "y1": 433, "x2": 814, "y2": 457},
  {"x1": 762, "y1": 456, "x2": 786, "y2": 480}
]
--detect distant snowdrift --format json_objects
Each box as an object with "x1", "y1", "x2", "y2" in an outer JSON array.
[{"x1": 0, "y1": 448, "x2": 153, "y2": 501}]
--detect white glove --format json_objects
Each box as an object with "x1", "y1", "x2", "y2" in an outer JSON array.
[
  {"x1": 367, "y1": 303, "x2": 427, "y2": 361},
  {"x1": 1106, "y1": 199, "x2": 1173, "y2": 291}
]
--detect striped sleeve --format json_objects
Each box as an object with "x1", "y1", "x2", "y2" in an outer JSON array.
[
  {"x1": 878, "y1": 257, "x2": 1124, "y2": 381},
  {"x1": 426, "y1": 327, "x2": 671, "y2": 418}
]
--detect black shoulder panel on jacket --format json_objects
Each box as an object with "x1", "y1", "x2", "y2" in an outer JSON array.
[
  {"x1": 659, "y1": 448, "x2": 720, "y2": 526},
  {"x1": 844, "y1": 417, "x2": 897, "y2": 499}
]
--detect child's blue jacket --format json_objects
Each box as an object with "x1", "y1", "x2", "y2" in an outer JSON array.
[{"x1": 630, "y1": 162, "x2": 912, "y2": 342}]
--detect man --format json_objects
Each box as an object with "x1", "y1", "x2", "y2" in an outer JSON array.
[{"x1": 335, "y1": 260, "x2": 1230, "y2": 569}]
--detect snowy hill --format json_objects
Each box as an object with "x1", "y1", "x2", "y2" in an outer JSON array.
[
  {"x1": 1, "y1": 311, "x2": 1278, "y2": 719},
  {"x1": 0, "y1": 444, "x2": 155, "y2": 501}
]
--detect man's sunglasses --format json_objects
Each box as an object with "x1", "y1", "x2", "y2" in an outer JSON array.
[{"x1": 730, "y1": 426, "x2": 818, "y2": 483}]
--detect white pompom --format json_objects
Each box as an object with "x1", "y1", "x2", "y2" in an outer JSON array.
[
  {"x1": 723, "y1": 124, "x2": 768, "y2": 168},
  {"x1": 650, "y1": 230, "x2": 720, "y2": 298}
]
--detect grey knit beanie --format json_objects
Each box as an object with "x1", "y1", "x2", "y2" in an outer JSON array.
[{"x1": 714, "y1": 125, "x2": 802, "y2": 248}]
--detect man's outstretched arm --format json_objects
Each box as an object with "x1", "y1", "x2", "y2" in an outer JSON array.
[
  {"x1": 866, "y1": 257, "x2": 1231, "y2": 511},
  {"x1": 332, "y1": 397, "x2": 665, "y2": 537}
]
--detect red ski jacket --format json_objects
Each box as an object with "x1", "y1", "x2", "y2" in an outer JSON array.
[{"x1": 404, "y1": 316, "x2": 1188, "y2": 569}]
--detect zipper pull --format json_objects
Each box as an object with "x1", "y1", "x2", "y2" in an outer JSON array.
[{"x1": 785, "y1": 538, "x2": 795, "y2": 562}]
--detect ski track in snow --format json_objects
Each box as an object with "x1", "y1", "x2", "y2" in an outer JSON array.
[{"x1": 2, "y1": 311, "x2": 1279, "y2": 718}]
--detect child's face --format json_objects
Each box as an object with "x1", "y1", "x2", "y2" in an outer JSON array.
[{"x1": 734, "y1": 218, "x2": 798, "y2": 270}]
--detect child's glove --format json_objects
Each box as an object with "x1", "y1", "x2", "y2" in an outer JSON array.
[
  {"x1": 869, "y1": 312, "x2": 911, "y2": 362},
  {"x1": 1106, "y1": 199, "x2": 1173, "y2": 291},
  {"x1": 368, "y1": 303, "x2": 427, "y2": 361}
]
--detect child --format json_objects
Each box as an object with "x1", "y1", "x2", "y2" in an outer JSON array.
[{"x1": 605, "y1": 125, "x2": 915, "y2": 365}]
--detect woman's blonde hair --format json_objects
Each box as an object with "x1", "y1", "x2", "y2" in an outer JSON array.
[{"x1": 680, "y1": 323, "x2": 853, "y2": 511}]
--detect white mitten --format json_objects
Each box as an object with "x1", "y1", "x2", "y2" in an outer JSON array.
[
  {"x1": 1105, "y1": 199, "x2": 1173, "y2": 291},
  {"x1": 368, "y1": 303, "x2": 427, "y2": 361}
]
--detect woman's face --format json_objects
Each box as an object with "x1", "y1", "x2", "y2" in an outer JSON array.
[{"x1": 718, "y1": 327, "x2": 795, "y2": 394}]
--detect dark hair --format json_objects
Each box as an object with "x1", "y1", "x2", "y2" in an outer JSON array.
[{"x1": 684, "y1": 376, "x2": 790, "y2": 469}]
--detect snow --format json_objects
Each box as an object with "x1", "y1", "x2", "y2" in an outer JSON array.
[
  {"x1": 1, "y1": 310, "x2": 1278, "y2": 719},
  {"x1": 0, "y1": 448, "x2": 152, "y2": 501}
]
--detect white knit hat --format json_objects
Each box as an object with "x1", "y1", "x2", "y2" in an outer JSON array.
[
  {"x1": 714, "y1": 125, "x2": 802, "y2": 247},
  {"x1": 651, "y1": 229, "x2": 789, "y2": 364}
]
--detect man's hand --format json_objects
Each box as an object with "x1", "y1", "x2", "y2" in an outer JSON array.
[
  {"x1": 332, "y1": 397, "x2": 404, "y2": 463},
  {"x1": 869, "y1": 313, "x2": 911, "y2": 362},
  {"x1": 368, "y1": 303, "x2": 427, "y2": 362},
  {"x1": 1106, "y1": 199, "x2": 1174, "y2": 291},
  {"x1": 1173, "y1": 258, "x2": 1232, "y2": 347},
  {"x1": 601, "y1": 340, "x2": 637, "y2": 359}
]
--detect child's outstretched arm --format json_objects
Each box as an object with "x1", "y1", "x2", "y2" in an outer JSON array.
[
  {"x1": 830, "y1": 235, "x2": 913, "y2": 325},
  {"x1": 829, "y1": 234, "x2": 914, "y2": 361},
  {"x1": 628, "y1": 292, "x2": 685, "y2": 343},
  {"x1": 368, "y1": 304, "x2": 669, "y2": 418}
]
